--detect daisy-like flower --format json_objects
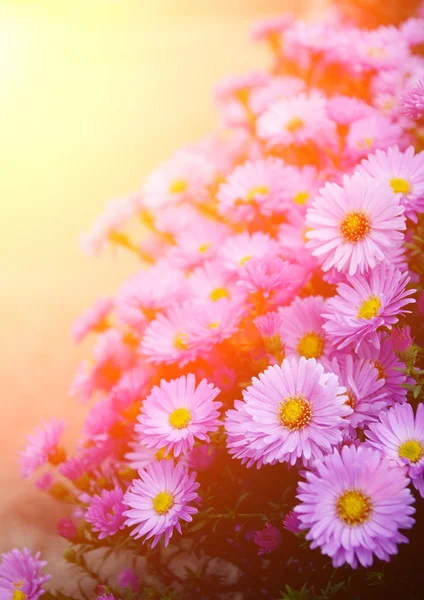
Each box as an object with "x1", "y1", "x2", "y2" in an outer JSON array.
[
  {"x1": 140, "y1": 304, "x2": 199, "y2": 366},
  {"x1": 283, "y1": 510, "x2": 301, "y2": 535},
  {"x1": 345, "y1": 114, "x2": 404, "y2": 160},
  {"x1": 219, "y1": 232, "x2": 279, "y2": 274},
  {"x1": 85, "y1": 486, "x2": 127, "y2": 539},
  {"x1": 217, "y1": 158, "x2": 288, "y2": 222},
  {"x1": 20, "y1": 419, "x2": 65, "y2": 478},
  {"x1": 366, "y1": 403, "x2": 424, "y2": 497},
  {"x1": 237, "y1": 257, "x2": 307, "y2": 308},
  {"x1": 135, "y1": 374, "x2": 222, "y2": 457},
  {"x1": 0, "y1": 548, "x2": 50, "y2": 600},
  {"x1": 187, "y1": 298, "x2": 245, "y2": 354},
  {"x1": 214, "y1": 72, "x2": 270, "y2": 106},
  {"x1": 225, "y1": 357, "x2": 351, "y2": 467},
  {"x1": 355, "y1": 27, "x2": 410, "y2": 73},
  {"x1": 118, "y1": 568, "x2": 140, "y2": 593},
  {"x1": 257, "y1": 91, "x2": 336, "y2": 150},
  {"x1": 188, "y1": 260, "x2": 244, "y2": 305},
  {"x1": 253, "y1": 523, "x2": 281, "y2": 555},
  {"x1": 123, "y1": 460, "x2": 200, "y2": 547},
  {"x1": 251, "y1": 14, "x2": 294, "y2": 48},
  {"x1": 401, "y1": 76, "x2": 424, "y2": 119},
  {"x1": 306, "y1": 173, "x2": 406, "y2": 276},
  {"x1": 295, "y1": 445, "x2": 415, "y2": 568},
  {"x1": 115, "y1": 263, "x2": 188, "y2": 332},
  {"x1": 326, "y1": 95, "x2": 372, "y2": 127},
  {"x1": 322, "y1": 355, "x2": 387, "y2": 430},
  {"x1": 400, "y1": 18, "x2": 424, "y2": 47},
  {"x1": 168, "y1": 219, "x2": 230, "y2": 271},
  {"x1": 323, "y1": 262, "x2": 415, "y2": 351},
  {"x1": 358, "y1": 146, "x2": 424, "y2": 222},
  {"x1": 110, "y1": 366, "x2": 151, "y2": 415},
  {"x1": 142, "y1": 150, "x2": 215, "y2": 210},
  {"x1": 254, "y1": 310, "x2": 285, "y2": 363},
  {"x1": 391, "y1": 325, "x2": 413, "y2": 354},
  {"x1": 249, "y1": 76, "x2": 305, "y2": 118},
  {"x1": 72, "y1": 297, "x2": 112, "y2": 343},
  {"x1": 278, "y1": 296, "x2": 330, "y2": 362}
]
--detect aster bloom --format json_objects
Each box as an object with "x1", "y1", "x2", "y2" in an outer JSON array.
[
  {"x1": 253, "y1": 523, "x2": 281, "y2": 555},
  {"x1": 184, "y1": 299, "x2": 244, "y2": 353},
  {"x1": 391, "y1": 326, "x2": 413, "y2": 354},
  {"x1": 118, "y1": 568, "x2": 140, "y2": 592},
  {"x1": 225, "y1": 357, "x2": 351, "y2": 467},
  {"x1": 219, "y1": 232, "x2": 279, "y2": 274},
  {"x1": 86, "y1": 486, "x2": 127, "y2": 539},
  {"x1": 72, "y1": 297, "x2": 113, "y2": 342},
  {"x1": 355, "y1": 26, "x2": 409, "y2": 72},
  {"x1": 123, "y1": 460, "x2": 200, "y2": 547},
  {"x1": 115, "y1": 263, "x2": 188, "y2": 332},
  {"x1": 217, "y1": 158, "x2": 288, "y2": 222},
  {"x1": 323, "y1": 262, "x2": 415, "y2": 351},
  {"x1": 136, "y1": 374, "x2": 222, "y2": 457},
  {"x1": 326, "y1": 95, "x2": 373, "y2": 126},
  {"x1": 57, "y1": 517, "x2": 78, "y2": 541},
  {"x1": 283, "y1": 510, "x2": 301, "y2": 535},
  {"x1": 168, "y1": 219, "x2": 230, "y2": 271},
  {"x1": 110, "y1": 366, "x2": 151, "y2": 414},
  {"x1": 254, "y1": 310, "x2": 285, "y2": 363},
  {"x1": 366, "y1": 403, "x2": 424, "y2": 496},
  {"x1": 322, "y1": 355, "x2": 387, "y2": 430},
  {"x1": 257, "y1": 91, "x2": 336, "y2": 150},
  {"x1": 295, "y1": 445, "x2": 415, "y2": 568},
  {"x1": 345, "y1": 114, "x2": 404, "y2": 160},
  {"x1": 142, "y1": 150, "x2": 215, "y2": 210},
  {"x1": 188, "y1": 260, "x2": 244, "y2": 305},
  {"x1": 0, "y1": 548, "x2": 50, "y2": 600},
  {"x1": 358, "y1": 146, "x2": 424, "y2": 222},
  {"x1": 401, "y1": 76, "x2": 424, "y2": 119},
  {"x1": 20, "y1": 419, "x2": 65, "y2": 478},
  {"x1": 400, "y1": 18, "x2": 424, "y2": 47},
  {"x1": 80, "y1": 197, "x2": 137, "y2": 255},
  {"x1": 278, "y1": 296, "x2": 330, "y2": 362},
  {"x1": 306, "y1": 173, "x2": 406, "y2": 276}
]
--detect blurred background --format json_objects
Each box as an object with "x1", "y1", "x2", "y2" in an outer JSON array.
[{"x1": 0, "y1": 0, "x2": 323, "y2": 558}]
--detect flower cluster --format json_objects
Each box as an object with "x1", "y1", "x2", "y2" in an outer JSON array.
[{"x1": 4, "y1": 4, "x2": 424, "y2": 600}]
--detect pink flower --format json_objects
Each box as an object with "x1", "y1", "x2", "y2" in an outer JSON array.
[
  {"x1": 366, "y1": 403, "x2": 424, "y2": 497},
  {"x1": 0, "y1": 548, "x2": 50, "y2": 600},
  {"x1": 184, "y1": 299, "x2": 244, "y2": 354},
  {"x1": 345, "y1": 114, "x2": 404, "y2": 160},
  {"x1": 72, "y1": 297, "x2": 112, "y2": 342},
  {"x1": 142, "y1": 150, "x2": 215, "y2": 210},
  {"x1": 294, "y1": 445, "x2": 415, "y2": 568},
  {"x1": 391, "y1": 326, "x2": 413, "y2": 354},
  {"x1": 257, "y1": 92, "x2": 336, "y2": 150},
  {"x1": 225, "y1": 357, "x2": 351, "y2": 467},
  {"x1": 35, "y1": 472, "x2": 55, "y2": 492},
  {"x1": 326, "y1": 95, "x2": 372, "y2": 126},
  {"x1": 278, "y1": 296, "x2": 330, "y2": 362},
  {"x1": 401, "y1": 76, "x2": 424, "y2": 119},
  {"x1": 118, "y1": 568, "x2": 140, "y2": 592},
  {"x1": 86, "y1": 487, "x2": 127, "y2": 540},
  {"x1": 188, "y1": 445, "x2": 218, "y2": 472},
  {"x1": 168, "y1": 219, "x2": 230, "y2": 271},
  {"x1": 283, "y1": 510, "x2": 301, "y2": 535},
  {"x1": 57, "y1": 517, "x2": 78, "y2": 541},
  {"x1": 20, "y1": 419, "x2": 65, "y2": 478},
  {"x1": 251, "y1": 15, "x2": 294, "y2": 44},
  {"x1": 323, "y1": 262, "x2": 415, "y2": 351},
  {"x1": 253, "y1": 523, "x2": 281, "y2": 555},
  {"x1": 357, "y1": 146, "x2": 424, "y2": 223},
  {"x1": 219, "y1": 232, "x2": 279, "y2": 274},
  {"x1": 188, "y1": 260, "x2": 244, "y2": 306},
  {"x1": 135, "y1": 374, "x2": 222, "y2": 457},
  {"x1": 110, "y1": 366, "x2": 150, "y2": 414},
  {"x1": 123, "y1": 460, "x2": 200, "y2": 547},
  {"x1": 306, "y1": 173, "x2": 406, "y2": 276}
]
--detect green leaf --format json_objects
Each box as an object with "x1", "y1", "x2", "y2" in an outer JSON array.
[{"x1": 235, "y1": 492, "x2": 250, "y2": 509}]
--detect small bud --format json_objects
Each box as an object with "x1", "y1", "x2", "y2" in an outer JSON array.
[{"x1": 57, "y1": 517, "x2": 78, "y2": 541}]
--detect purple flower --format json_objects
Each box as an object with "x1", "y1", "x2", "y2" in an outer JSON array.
[
  {"x1": 283, "y1": 511, "x2": 301, "y2": 535},
  {"x1": 253, "y1": 523, "x2": 281, "y2": 555},
  {"x1": 0, "y1": 548, "x2": 50, "y2": 600},
  {"x1": 118, "y1": 568, "x2": 140, "y2": 592},
  {"x1": 391, "y1": 326, "x2": 413, "y2": 354},
  {"x1": 86, "y1": 487, "x2": 127, "y2": 539},
  {"x1": 20, "y1": 419, "x2": 65, "y2": 478}
]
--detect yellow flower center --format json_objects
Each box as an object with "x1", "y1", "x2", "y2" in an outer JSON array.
[
  {"x1": 240, "y1": 255, "x2": 252, "y2": 266},
  {"x1": 368, "y1": 47, "x2": 386, "y2": 58},
  {"x1": 345, "y1": 390, "x2": 357, "y2": 409},
  {"x1": 390, "y1": 178, "x2": 411, "y2": 195},
  {"x1": 286, "y1": 117, "x2": 304, "y2": 132},
  {"x1": 357, "y1": 137, "x2": 373, "y2": 149},
  {"x1": 155, "y1": 447, "x2": 172, "y2": 460},
  {"x1": 279, "y1": 395, "x2": 312, "y2": 431},
  {"x1": 169, "y1": 179, "x2": 188, "y2": 194},
  {"x1": 399, "y1": 440, "x2": 423, "y2": 464},
  {"x1": 48, "y1": 446, "x2": 66, "y2": 466},
  {"x1": 169, "y1": 407, "x2": 192, "y2": 429},
  {"x1": 174, "y1": 332, "x2": 188, "y2": 350},
  {"x1": 264, "y1": 334, "x2": 285, "y2": 357},
  {"x1": 336, "y1": 489, "x2": 372, "y2": 526},
  {"x1": 208, "y1": 322, "x2": 219, "y2": 330},
  {"x1": 373, "y1": 360, "x2": 386, "y2": 380},
  {"x1": 358, "y1": 296, "x2": 381, "y2": 320},
  {"x1": 153, "y1": 491, "x2": 174, "y2": 515},
  {"x1": 293, "y1": 191, "x2": 309, "y2": 205},
  {"x1": 246, "y1": 185, "x2": 269, "y2": 202},
  {"x1": 198, "y1": 243, "x2": 210, "y2": 253},
  {"x1": 210, "y1": 287, "x2": 230, "y2": 301},
  {"x1": 340, "y1": 211, "x2": 371, "y2": 243},
  {"x1": 297, "y1": 332, "x2": 324, "y2": 359},
  {"x1": 12, "y1": 592, "x2": 26, "y2": 600}
]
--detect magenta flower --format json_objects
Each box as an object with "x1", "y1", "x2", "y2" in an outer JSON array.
[
  {"x1": 72, "y1": 297, "x2": 112, "y2": 343},
  {"x1": 225, "y1": 357, "x2": 351, "y2": 467},
  {"x1": 391, "y1": 326, "x2": 413, "y2": 354},
  {"x1": 0, "y1": 548, "x2": 50, "y2": 600},
  {"x1": 295, "y1": 445, "x2": 415, "y2": 568},
  {"x1": 306, "y1": 173, "x2": 405, "y2": 276},
  {"x1": 118, "y1": 568, "x2": 140, "y2": 592},
  {"x1": 57, "y1": 517, "x2": 78, "y2": 541},
  {"x1": 253, "y1": 523, "x2": 281, "y2": 555},
  {"x1": 20, "y1": 419, "x2": 65, "y2": 478},
  {"x1": 86, "y1": 487, "x2": 127, "y2": 540},
  {"x1": 323, "y1": 262, "x2": 415, "y2": 351},
  {"x1": 401, "y1": 76, "x2": 424, "y2": 119},
  {"x1": 123, "y1": 460, "x2": 200, "y2": 547},
  {"x1": 135, "y1": 374, "x2": 222, "y2": 457},
  {"x1": 283, "y1": 511, "x2": 301, "y2": 535},
  {"x1": 366, "y1": 403, "x2": 424, "y2": 497},
  {"x1": 188, "y1": 445, "x2": 218, "y2": 472}
]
